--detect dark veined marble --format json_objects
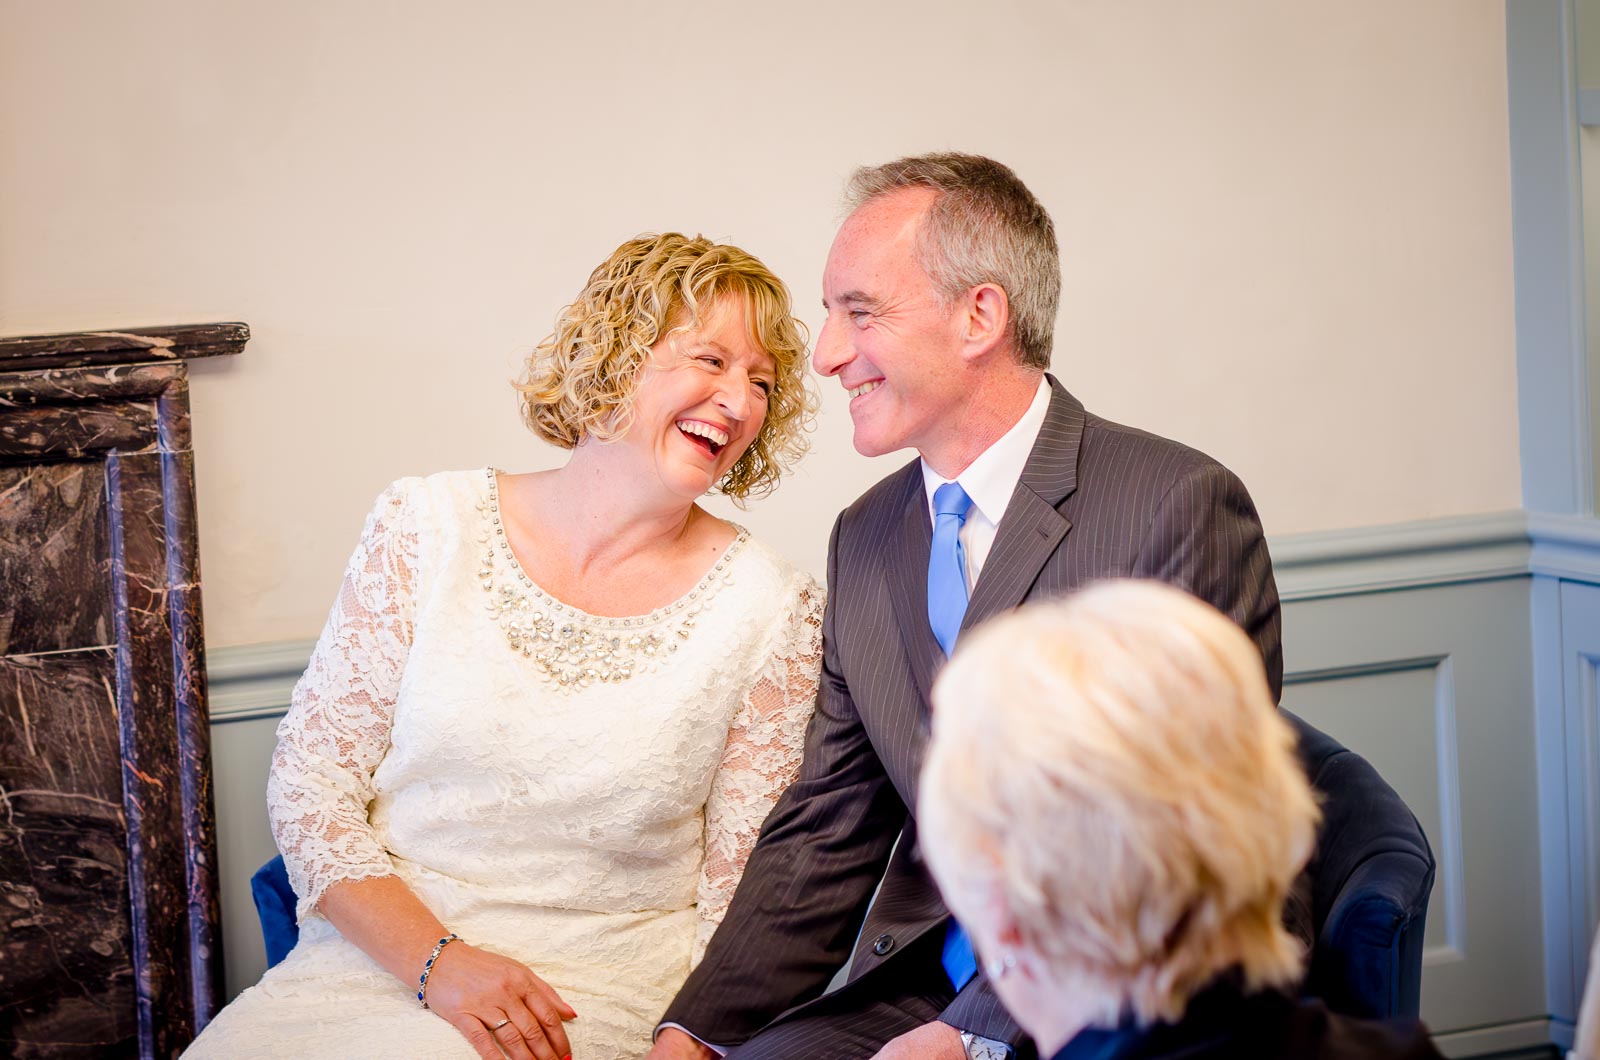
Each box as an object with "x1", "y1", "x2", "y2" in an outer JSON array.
[
  {"x1": 0, "y1": 649, "x2": 138, "y2": 1059},
  {"x1": 0, "y1": 323, "x2": 247, "y2": 374},
  {"x1": 0, "y1": 324, "x2": 243, "y2": 1057},
  {"x1": 0, "y1": 401, "x2": 158, "y2": 459},
  {"x1": 0, "y1": 363, "x2": 190, "y2": 408},
  {"x1": 0, "y1": 462, "x2": 113, "y2": 657}
]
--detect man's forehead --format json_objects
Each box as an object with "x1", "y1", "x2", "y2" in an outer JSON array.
[
  {"x1": 844, "y1": 187, "x2": 933, "y2": 237},
  {"x1": 824, "y1": 204, "x2": 923, "y2": 297}
]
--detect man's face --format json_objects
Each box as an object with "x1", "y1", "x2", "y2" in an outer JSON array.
[{"x1": 814, "y1": 187, "x2": 970, "y2": 460}]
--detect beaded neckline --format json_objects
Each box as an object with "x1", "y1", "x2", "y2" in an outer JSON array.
[{"x1": 477, "y1": 467, "x2": 747, "y2": 687}]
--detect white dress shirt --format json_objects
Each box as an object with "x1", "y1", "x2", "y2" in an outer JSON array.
[{"x1": 920, "y1": 377, "x2": 1053, "y2": 591}]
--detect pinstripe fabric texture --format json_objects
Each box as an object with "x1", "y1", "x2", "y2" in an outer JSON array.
[{"x1": 662, "y1": 379, "x2": 1283, "y2": 1058}]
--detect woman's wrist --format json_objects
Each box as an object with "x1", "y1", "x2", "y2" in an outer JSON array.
[{"x1": 416, "y1": 932, "x2": 461, "y2": 1009}]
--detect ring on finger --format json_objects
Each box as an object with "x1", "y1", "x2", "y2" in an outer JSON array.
[{"x1": 491, "y1": 1018, "x2": 512, "y2": 1031}]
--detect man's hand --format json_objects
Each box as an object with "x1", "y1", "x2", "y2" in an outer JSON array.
[
  {"x1": 645, "y1": 1026, "x2": 718, "y2": 1060},
  {"x1": 871, "y1": 1020, "x2": 965, "y2": 1060}
]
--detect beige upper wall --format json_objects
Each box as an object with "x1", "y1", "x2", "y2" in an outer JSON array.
[{"x1": 0, "y1": 0, "x2": 1521, "y2": 647}]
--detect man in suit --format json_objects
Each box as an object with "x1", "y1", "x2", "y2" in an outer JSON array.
[{"x1": 648, "y1": 152, "x2": 1281, "y2": 1060}]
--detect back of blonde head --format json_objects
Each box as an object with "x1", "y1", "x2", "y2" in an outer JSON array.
[{"x1": 921, "y1": 581, "x2": 1318, "y2": 1026}]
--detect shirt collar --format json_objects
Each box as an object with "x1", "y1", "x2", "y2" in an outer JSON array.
[{"x1": 922, "y1": 376, "x2": 1053, "y2": 524}]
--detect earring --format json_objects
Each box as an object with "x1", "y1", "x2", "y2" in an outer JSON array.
[{"x1": 982, "y1": 952, "x2": 1017, "y2": 980}]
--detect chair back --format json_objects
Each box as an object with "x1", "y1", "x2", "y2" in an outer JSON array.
[
  {"x1": 1285, "y1": 711, "x2": 1436, "y2": 1019},
  {"x1": 251, "y1": 855, "x2": 299, "y2": 968}
]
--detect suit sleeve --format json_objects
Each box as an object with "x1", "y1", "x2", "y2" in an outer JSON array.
[
  {"x1": 658, "y1": 515, "x2": 910, "y2": 1047},
  {"x1": 1129, "y1": 459, "x2": 1283, "y2": 701}
]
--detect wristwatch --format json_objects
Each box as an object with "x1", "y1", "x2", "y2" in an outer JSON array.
[{"x1": 960, "y1": 1031, "x2": 1013, "y2": 1059}]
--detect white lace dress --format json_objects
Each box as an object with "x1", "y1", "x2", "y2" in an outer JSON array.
[{"x1": 188, "y1": 469, "x2": 822, "y2": 1059}]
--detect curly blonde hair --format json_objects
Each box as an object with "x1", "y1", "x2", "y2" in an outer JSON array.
[
  {"x1": 922, "y1": 582, "x2": 1319, "y2": 1027},
  {"x1": 515, "y1": 233, "x2": 815, "y2": 499}
]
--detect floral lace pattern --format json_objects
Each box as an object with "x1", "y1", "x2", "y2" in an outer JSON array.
[
  {"x1": 267, "y1": 481, "x2": 416, "y2": 919},
  {"x1": 193, "y1": 471, "x2": 822, "y2": 1060}
]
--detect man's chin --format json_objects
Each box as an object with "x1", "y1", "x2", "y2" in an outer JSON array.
[{"x1": 850, "y1": 425, "x2": 908, "y2": 459}]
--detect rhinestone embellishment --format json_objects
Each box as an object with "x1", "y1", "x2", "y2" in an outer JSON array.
[{"x1": 479, "y1": 468, "x2": 745, "y2": 690}]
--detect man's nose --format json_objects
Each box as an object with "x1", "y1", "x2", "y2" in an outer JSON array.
[{"x1": 813, "y1": 317, "x2": 849, "y2": 377}]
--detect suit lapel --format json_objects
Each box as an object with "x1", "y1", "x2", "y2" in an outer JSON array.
[
  {"x1": 884, "y1": 471, "x2": 943, "y2": 710},
  {"x1": 961, "y1": 378, "x2": 1084, "y2": 635}
]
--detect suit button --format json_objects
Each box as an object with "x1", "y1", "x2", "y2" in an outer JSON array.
[{"x1": 872, "y1": 933, "x2": 894, "y2": 956}]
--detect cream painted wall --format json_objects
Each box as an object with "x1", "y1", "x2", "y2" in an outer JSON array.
[{"x1": 0, "y1": 0, "x2": 1521, "y2": 647}]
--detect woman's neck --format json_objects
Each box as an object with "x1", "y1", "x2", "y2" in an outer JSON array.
[
  {"x1": 522, "y1": 447, "x2": 709, "y2": 572},
  {"x1": 1018, "y1": 966, "x2": 1117, "y2": 1058}
]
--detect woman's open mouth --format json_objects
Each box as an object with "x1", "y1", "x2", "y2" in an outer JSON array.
[{"x1": 676, "y1": 419, "x2": 729, "y2": 459}]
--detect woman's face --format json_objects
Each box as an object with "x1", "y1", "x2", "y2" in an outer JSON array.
[{"x1": 622, "y1": 296, "x2": 777, "y2": 502}]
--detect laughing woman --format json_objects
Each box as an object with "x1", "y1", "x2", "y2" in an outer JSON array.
[{"x1": 187, "y1": 234, "x2": 822, "y2": 1060}]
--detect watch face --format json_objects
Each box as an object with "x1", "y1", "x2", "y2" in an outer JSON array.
[{"x1": 961, "y1": 1032, "x2": 1011, "y2": 1060}]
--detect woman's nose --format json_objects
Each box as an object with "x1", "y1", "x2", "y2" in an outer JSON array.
[{"x1": 716, "y1": 373, "x2": 753, "y2": 421}]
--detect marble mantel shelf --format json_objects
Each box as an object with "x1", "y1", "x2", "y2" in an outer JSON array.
[{"x1": 0, "y1": 321, "x2": 249, "y2": 372}]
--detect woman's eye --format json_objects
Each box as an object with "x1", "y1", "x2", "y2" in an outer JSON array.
[
  {"x1": 753, "y1": 380, "x2": 773, "y2": 396},
  {"x1": 698, "y1": 355, "x2": 723, "y2": 369}
]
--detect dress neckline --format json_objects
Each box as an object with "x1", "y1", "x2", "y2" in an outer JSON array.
[{"x1": 482, "y1": 467, "x2": 749, "y2": 629}]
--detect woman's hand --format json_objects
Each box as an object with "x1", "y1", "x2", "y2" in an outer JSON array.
[
  {"x1": 423, "y1": 941, "x2": 578, "y2": 1060},
  {"x1": 315, "y1": 877, "x2": 578, "y2": 1059}
]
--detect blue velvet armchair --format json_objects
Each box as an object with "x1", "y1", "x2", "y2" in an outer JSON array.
[
  {"x1": 1286, "y1": 710, "x2": 1436, "y2": 1018},
  {"x1": 251, "y1": 856, "x2": 298, "y2": 969}
]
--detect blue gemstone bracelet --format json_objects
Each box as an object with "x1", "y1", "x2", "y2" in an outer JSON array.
[{"x1": 417, "y1": 932, "x2": 461, "y2": 1009}]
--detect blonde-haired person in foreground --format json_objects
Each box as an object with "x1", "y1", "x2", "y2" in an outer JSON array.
[
  {"x1": 920, "y1": 582, "x2": 1444, "y2": 1060},
  {"x1": 187, "y1": 233, "x2": 823, "y2": 1060}
]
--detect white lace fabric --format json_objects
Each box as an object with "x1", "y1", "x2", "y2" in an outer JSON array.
[
  {"x1": 267, "y1": 482, "x2": 417, "y2": 920},
  {"x1": 190, "y1": 470, "x2": 822, "y2": 1059}
]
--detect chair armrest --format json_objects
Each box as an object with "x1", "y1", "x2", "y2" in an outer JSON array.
[{"x1": 1308, "y1": 849, "x2": 1434, "y2": 1019}]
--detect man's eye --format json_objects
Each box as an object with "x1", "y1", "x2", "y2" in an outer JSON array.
[{"x1": 848, "y1": 310, "x2": 870, "y2": 323}]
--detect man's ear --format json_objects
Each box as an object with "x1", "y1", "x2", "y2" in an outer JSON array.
[{"x1": 960, "y1": 282, "x2": 1011, "y2": 362}]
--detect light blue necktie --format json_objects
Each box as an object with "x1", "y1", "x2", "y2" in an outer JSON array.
[
  {"x1": 927, "y1": 482, "x2": 979, "y2": 989},
  {"x1": 927, "y1": 482, "x2": 974, "y2": 658}
]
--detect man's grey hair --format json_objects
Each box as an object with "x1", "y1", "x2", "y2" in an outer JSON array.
[{"x1": 845, "y1": 152, "x2": 1060, "y2": 369}]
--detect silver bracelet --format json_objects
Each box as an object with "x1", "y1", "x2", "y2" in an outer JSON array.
[{"x1": 416, "y1": 932, "x2": 461, "y2": 1009}]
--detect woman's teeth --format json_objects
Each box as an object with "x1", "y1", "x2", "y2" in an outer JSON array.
[{"x1": 677, "y1": 420, "x2": 729, "y2": 452}]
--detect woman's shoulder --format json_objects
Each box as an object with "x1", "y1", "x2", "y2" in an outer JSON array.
[
  {"x1": 719, "y1": 527, "x2": 824, "y2": 653},
  {"x1": 368, "y1": 467, "x2": 494, "y2": 518},
  {"x1": 725, "y1": 525, "x2": 821, "y2": 599}
]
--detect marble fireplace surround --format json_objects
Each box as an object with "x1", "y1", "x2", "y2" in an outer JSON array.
[{"x1": 0, "y1": 324, "x2": 247, "y2": 1058}]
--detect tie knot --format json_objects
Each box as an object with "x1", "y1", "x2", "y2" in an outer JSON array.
[{"x1": 933, "y1": 482, "x2": 973, "y2": 520}]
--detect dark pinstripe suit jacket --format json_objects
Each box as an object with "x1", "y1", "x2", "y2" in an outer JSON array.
[{"x1": 663, "y1": 378, "x2": 1282, "y2": 1053}]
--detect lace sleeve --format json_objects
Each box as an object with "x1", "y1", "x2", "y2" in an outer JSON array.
[
  {"x1": 267, "y1": 480, "x2": 420, "y2": 922},
  {"x1": 691, "y1": 573, "x2": 824, "y2": 965}
]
